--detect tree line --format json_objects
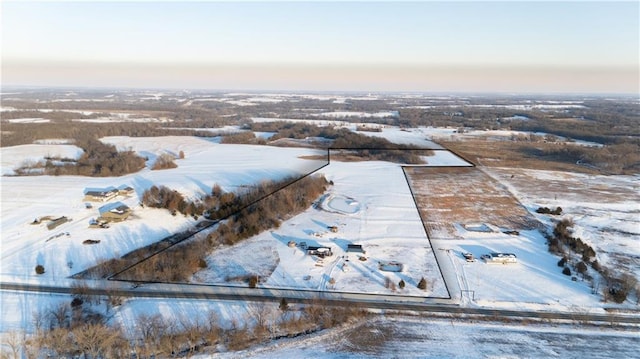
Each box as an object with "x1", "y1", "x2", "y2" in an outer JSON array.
[
  {"x1": 80, "y1": 175, "x2": 329, "y2": 283},
  {"x1": 13, "y1": 138, "x2": 146, "y2": 177},
  {"x1": 546, "y1": 218, "x2": 638, "y2": 304},
  {"x1": 251, "y1": 122, "x2": 432, "y2": 163},
  {"x1": 5, "y1": 296, "x2": 366, "y2": 358}
]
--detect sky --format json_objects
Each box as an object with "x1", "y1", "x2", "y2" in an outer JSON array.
[{"x1": 1, "y1": 1, "x2": 639, "y2": 93}]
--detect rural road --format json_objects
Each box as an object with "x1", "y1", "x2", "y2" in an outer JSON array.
[{"x1": 2, "y1": 280, "x2": 639, "y2": 325}]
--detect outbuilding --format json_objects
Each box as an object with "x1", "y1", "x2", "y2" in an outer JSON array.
[
  {"x1": 307, "y1": 246, "x2": 333, "y2": 258},
  {"x1": 483, "y1": 252, "x2": 517, "y2": 264},
  {"x1": 346, "y1": 244, "x2": 365, "y2": 254}
]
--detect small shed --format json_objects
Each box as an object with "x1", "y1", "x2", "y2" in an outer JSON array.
[
  {"x1": 346, "y1": 244, "x2": 365, "y2": 254},
  {"x1": 328, "y1": 225, "x2": 338, "y2": 233},
  {"x1": 379, "y1": 261, "x2": 404, "y2": 272}
]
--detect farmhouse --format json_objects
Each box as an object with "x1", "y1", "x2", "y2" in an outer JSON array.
[
  {"x1": 98, "y1": 202, "x2": 131, "y2": 222},
  {"x1": 83, "y1": 188, "x2": 119, "y2": 202},
  {"x1": 346, "y1": 244, "x2": 365, "y2": 254},
  {"x1": 307, "y1": 246, "x2": 333, "y2": 257},
  {"x1": 483, "y1": 252, "x2": 518, "y2": 264}
]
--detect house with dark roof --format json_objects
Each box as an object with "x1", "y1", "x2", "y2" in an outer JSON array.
[
  {"x1": 346, "y1": 244, "x2": 365, "y2": 254},
  {"x1": 83, "y1": 187, "x2": 119, "y2": 202},
  {"x1": 118, "y1": 186, "x2": 135, "y2": 196}
]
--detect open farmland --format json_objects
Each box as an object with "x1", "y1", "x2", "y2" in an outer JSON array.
[
  {"x1": 403, "y1": 166, "x2": 623, "y2": 309},
  {"x1": 405, "y1": 167, "x2": 541, "y2": 239},
  {"x1": 191, "y1": 160, "x2": 450, "y2": 298},
  {"x1": 485, "y1": 167, "x2": 640, "y2": 281}
]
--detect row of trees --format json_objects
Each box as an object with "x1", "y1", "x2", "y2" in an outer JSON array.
[
  {"x1": 537, "y1": 142, "x2": 640, "y2": 175},
  {"x1": 4, "y1": 296, "x2": 367, "y2": 358},
  {"x1": 151, "y1": 153, "x2": 179, "y2": 170},
  {"x1": 14, "y1": 138, "x2": 147, "y2": 177},
  {"x1": 99, "y1": 175, "x2": 329, "y2": 283},
  {"x1": 547, "y1": 218, "x2": 637, "y2": 304}
]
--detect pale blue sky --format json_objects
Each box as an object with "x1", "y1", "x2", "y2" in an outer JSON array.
[{"x1": 2, "y1": 1, "x2": 639, "y2": 93}]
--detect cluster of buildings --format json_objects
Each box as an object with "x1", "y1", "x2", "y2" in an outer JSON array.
[{"x1": 84, "y1": 185, "x2": 135, "y2": 226}]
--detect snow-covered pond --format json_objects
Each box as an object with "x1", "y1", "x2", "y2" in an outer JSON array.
[{"x1": 325, "y1": 194, "x2": 361, "y2": 214}]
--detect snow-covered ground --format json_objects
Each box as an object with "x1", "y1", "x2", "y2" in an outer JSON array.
[
  {"x1": 1, "y1": 131, "x2": 638, "y2": 355},
  {"x1": 424, "y1": 127, "x2": 603, "y2": 147},
  {"x1": 358, "y1": 127, "x2": 444, "y2": 149},
  {"x1": 193, "y1": 160, "x2": 449, "y2": 298},
  {"x1": 1, "y1": 143, "x2": 84, "y2": 175},
  {"x1": 484, "y1": 167, "x2": 640, "y2": 281},
  {"x1": 252, "y1": 117, "x2": 351, "y2": 128},
  {"x1": 0, "y1": 137, "x2": 328, "y2": 283},
  {"x1": 208, "y1": 315, "x2": 640, "y2": 358},
  {"x1": 312, "y1": 110, "x2": 399, "y2": 118},
  {"x1": 5, "y1": 118, "x2": 51, "y2": 124}
]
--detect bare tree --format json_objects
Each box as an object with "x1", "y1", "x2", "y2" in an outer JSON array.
[
  {"x1": 105, "y1": 325, "x2": 131, "y2": 359},
  {"x1": 31, "y1": 310, "x2": 46, "y2": 336},
  {"x1": 42, "y1": 327, "x2": 74, "y2": 358},
  {"x1": 73, "y1": 323, "x2": 119, "y2": 359},
  {"x1": 48, "y1": 303, "x2": 70, "y2": 329},
  {"x1": 158, "y1": 324, "x2": 183, "y2": 358},
  {"x1": 1, "y1": 330, "x2": 21, "y2": 359},
  {"x1": 204, "y1": 310, "x2": 222, "y2": 346},
  {"x1": 135, "y1": 313, "x2": 167, "y2": 358},
  {"x1": 178, "y1": 314, "x2": 207, "y2": 357},
  {"x1": 251, "y1": 302, "x2": 275, "y2": 341}
]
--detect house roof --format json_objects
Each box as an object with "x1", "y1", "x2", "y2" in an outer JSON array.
[
  {"x1": 98, "y1": 202, "x2": 130, "y2": 215},
  {"x1": 84, "y1": 187, "x2": 118, "y2": 197}
]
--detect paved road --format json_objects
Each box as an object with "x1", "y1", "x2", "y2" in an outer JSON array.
[{"x1": 2, "y1": 280, "x2": 638, "y2": 325}]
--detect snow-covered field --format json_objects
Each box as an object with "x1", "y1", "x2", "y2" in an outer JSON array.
[
  {"x1": 425, "y1": 127, "x2": 603, "y2": 147},
  {"x1": 212, "y1": 315, "x2": 640, "y2": 358},
  {"x1": 1, "y1": 130, "x2": 638, "y2": 355},
  {"x1": 484, "y1": 167, "x2": 640, "y2": 281},
  {"x1": 193, "y1": 160, "x2": 449, "y2": 298},
  {"x1": 1, "y1": 143, "x2": 84, "y2": 175},
  {"x1": 0, "y1": 137, "x2": 328, "y2": 283},
  {"x1": 312, "y1": 110, "x2": 399, "y2": 119}
]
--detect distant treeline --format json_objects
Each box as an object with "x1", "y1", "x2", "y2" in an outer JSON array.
[
  {"x1": 398, "y1": 100, "x2": 639, "y2": 146},
  {"x1": 252, "y1": 122, "x2": 432, "y2": 163},
  {"x1": 1, "y1": 122, "x2": 207, "y2": 147}
]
